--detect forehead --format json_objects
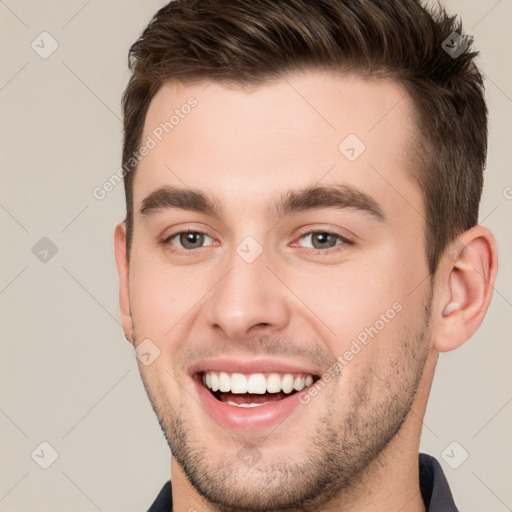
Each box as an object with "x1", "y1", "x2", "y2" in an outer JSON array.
[{"x1": 133, "y1": 69, "x2": 422, "y2": 222}]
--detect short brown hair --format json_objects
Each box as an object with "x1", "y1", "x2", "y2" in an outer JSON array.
[{"x1": 121, "y1": 0, "x2": 487, "y2": 275}]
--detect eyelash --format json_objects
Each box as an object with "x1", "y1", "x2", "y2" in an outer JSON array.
[{"x1": 160, "y1": 229, "x2": 353, "y2": 256}]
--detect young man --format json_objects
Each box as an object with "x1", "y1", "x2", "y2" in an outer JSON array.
[{"x1": 114, "y1": 0, "x2": 498, "y2": 510}]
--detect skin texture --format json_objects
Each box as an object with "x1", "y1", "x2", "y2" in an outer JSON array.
[{"x1": 114, "y1": 70, "x2": 497, "y2": 512}]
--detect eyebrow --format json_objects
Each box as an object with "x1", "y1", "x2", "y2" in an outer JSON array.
[{"x1": 139, "y1": 184, "x2": 386, "y2": 222}]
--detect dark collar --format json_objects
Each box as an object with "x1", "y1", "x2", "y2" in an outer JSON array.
[
  {"x1": 148, "y1": 453, "x2": 458, "y2": 511},
  {"x1": 418, "y1": 453, "x2": 458, "y2": 511}
]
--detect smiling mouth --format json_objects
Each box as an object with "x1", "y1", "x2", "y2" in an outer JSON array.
[{"x1": 200, "y1": 371, "x2": 319, "y2": 407}]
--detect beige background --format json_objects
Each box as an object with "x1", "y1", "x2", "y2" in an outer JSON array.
[{"x1": 1, "y1": 0, "x2": 511, "y2": 510}]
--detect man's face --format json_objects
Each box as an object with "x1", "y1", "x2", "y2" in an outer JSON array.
[{"x1": 119, "y1": 70, "x2": 436, "y2": 510}]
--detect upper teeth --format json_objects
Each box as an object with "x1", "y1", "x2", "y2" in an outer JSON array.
[{"x1": 202, "y1": 372, "x2": 314, "y2": 394}]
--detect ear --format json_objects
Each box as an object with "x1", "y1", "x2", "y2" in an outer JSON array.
[
  {"x1": 433, "y1": 225, "x2": 498, "y2": 352},
  {"x1": 114, "y1": 222, "x2": 135, "y2": 344}
]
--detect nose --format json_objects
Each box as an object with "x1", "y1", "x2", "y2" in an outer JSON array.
[{"x1": 204, "y1": 245, "x2": 291, "y2": 341}]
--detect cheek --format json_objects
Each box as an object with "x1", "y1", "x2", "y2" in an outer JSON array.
[
  {"x1": 290, "y1": 265, "x2": 398, "y2": 333},
  {"x1": 129, "y1": 254, "x2": 210, "y2": 340},
  {"x1": 287, "y1": 248, "x2": 424, "y2": 358}
]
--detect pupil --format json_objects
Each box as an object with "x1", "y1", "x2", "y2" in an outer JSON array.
[
  {"x1": 181, "y1": 232, "x2": 204, "y2": 249},
  {"x1": 313, "y1": 233, "x2": 336, "y2": 249}
]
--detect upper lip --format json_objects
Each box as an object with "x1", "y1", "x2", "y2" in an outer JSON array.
[{"x1": 188, "y1": 358, "x2": 322, "y2": 377}]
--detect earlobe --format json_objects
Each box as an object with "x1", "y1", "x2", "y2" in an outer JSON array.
[
  {"x1": 114, "y1": 223, "x2": 135, "y2": 344},
  {"x1": 434, "y1": 226, "x2": 498, "y2": 353}
]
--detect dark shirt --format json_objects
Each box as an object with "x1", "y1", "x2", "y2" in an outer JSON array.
[{"x1": 147, "y1": 453, "x2": 458, "y2": 511}]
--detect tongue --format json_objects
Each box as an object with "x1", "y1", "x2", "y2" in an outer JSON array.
[{"x1": 217, "y1": 391, "x2": 291, "y2": 404}]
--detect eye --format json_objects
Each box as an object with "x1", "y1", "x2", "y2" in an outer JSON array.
[
  {"x1": 164, "y1": 231, "x2": 215, "y2": 250},
  {"x1": 295, "y1": 231, "x2": 351, "y2": 252}
]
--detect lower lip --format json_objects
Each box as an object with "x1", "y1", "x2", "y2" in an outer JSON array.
[{"x1": 194, "y1": 376, "x2": 305, "y2": 432}]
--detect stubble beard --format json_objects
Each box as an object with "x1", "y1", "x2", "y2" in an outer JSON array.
[{"x1": 137, "y1": 294, "x2": 433, "y2": 512}]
